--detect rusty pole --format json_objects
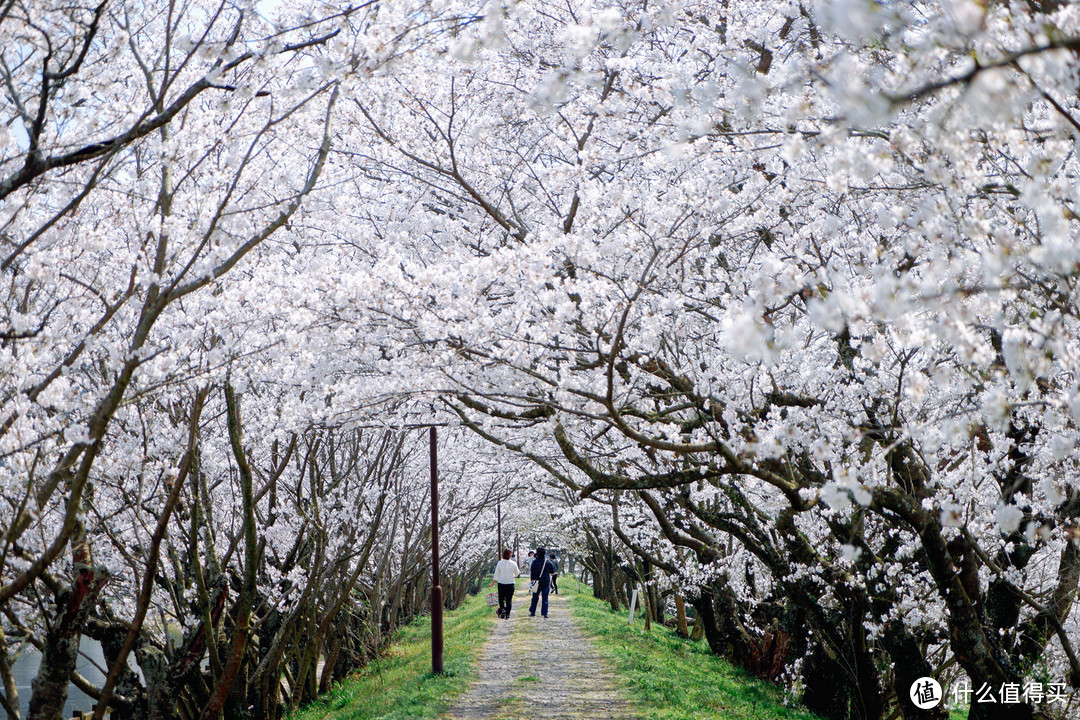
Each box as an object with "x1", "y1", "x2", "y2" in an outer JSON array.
[{"x1": 430, "y1": 426, "x2": 443, "y2": 674}]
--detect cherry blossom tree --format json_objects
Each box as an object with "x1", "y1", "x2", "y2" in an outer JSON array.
[
  {"x1": 0, "y1": 1, "x2": 503, "y2": 719},
  {"x1": 305, "y1": 2, "x2": 1080, "y2": 719},
  {"x1": 6, "y1": 1, "x2": 1080, "y2": 720}
]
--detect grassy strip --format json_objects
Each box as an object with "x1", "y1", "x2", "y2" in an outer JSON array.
[
  {"x1": 288, "y1": 589, "x2": 494, "y2": 720},
  {"x1": 565, "y1": 581, "x2": 823, "y2": 720}
]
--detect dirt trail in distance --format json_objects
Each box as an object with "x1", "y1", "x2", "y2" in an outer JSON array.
[{"x1": 442, "y1": 586, "x2": 634, "y2": 720}]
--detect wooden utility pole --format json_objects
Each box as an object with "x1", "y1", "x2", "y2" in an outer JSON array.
[
  {"x1": 497, "y1": 501, "x2": 502, "y2": 556},
  {"x1": 429, "y1": 427, "x2": 443, "y2": 674}
]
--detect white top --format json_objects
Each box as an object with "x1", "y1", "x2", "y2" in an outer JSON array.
[{"x1": 493, "y1": 559, "x2": 520, "y2": 584}]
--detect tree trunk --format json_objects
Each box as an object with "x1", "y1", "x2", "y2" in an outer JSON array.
[
  {"x1": 199, "y1": 384, "x2": 260, "y2": 720},
  {"x1": 690, "y1": 608, "x2": 704, "y2": 641},
  {"x1": 675, "y1": 594, "x2": 689, "y2": 638},
  {"x1": 27, "y1": 527, "x2": 109, "y2": 720},
  {"x1": 880, "y1": 619, "x2": 948, "y2": 720},
  {"x1": 641, "y1": 587, "x2": 652, "y2": 632}
]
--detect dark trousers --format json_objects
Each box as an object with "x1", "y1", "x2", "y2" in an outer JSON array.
[
  {"x1": 551, "y1": 575, "x2": 558, "y2": 594},
  {"x1": 497, "y1": 583, "x2": 515, "y2": 617},
  {"x1": 529, "y1": 581, "x2": 550, "y2": 617}
]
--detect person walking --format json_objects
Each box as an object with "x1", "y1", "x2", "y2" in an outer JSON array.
[
  {"x1": 491, "y1": 549, "x2": 520, "y2": 619},
  {"x1": 528, "y1": 547, "x2": 557, "y2": 618},
  {"x1": 549, "y1": 552, "x2": 559, "y2": 595}
]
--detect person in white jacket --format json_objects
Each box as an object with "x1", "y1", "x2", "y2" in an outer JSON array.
[{"x1": 490, "y1": 549, "x2": 521, "y2": 619}]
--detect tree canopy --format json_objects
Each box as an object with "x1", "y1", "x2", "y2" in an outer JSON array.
[{"x1": 3, "y1": 1, "x2": 1080, "y2": 719}]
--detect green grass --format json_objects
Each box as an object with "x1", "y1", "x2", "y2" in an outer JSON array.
[
  {"x1": 285, "y1": 579, "x2": 954, "y2": 720},
  {"x1": 565, "y1": 582, "x2": 823, "y2": 720},
  {"x1": 287, "y1": 589, "x2": 494, "y2": 720}
]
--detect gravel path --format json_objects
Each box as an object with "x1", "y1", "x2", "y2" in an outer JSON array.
[{"x1": 443, "y1": 585, "x2": 634, "y2": 720}]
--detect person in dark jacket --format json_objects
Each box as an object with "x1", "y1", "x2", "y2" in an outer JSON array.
[
  {"x1": 528, "y1": 546, "x2": 556, "y2": 618},
  {"x1": 549, "y1": 552, "x2": 559, "y2": 595}
]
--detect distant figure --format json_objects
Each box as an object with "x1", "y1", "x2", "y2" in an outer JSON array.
[
  {"x1": 491, "y1": 549, "x2": 520, "y2": 619},
  {"x1": 529, "y1": 546, "x2": 557, "y2": 618},
  {"x1": 549, "y1": 552, "x2": 559, "y2": 595}
]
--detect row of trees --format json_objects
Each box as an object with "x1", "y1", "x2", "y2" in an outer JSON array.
[
  {"x1": 0, "y1": 1, "x2": 508, "y2": 718},
  {"x1": 300, "y1": 2, "x2": 1080, "y2": 720},
  {"x1": 5, "y1": 1, "x2": 1080, "y2": 720}
]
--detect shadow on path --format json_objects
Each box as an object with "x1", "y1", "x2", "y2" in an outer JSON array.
[{"x1": 443, "y1": 585, "x2": 633, "y2": 720}]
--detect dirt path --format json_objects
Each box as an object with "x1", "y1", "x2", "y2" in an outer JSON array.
[{"x1": 442, "y1": 585, "x2": 634, "y2": 720}]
